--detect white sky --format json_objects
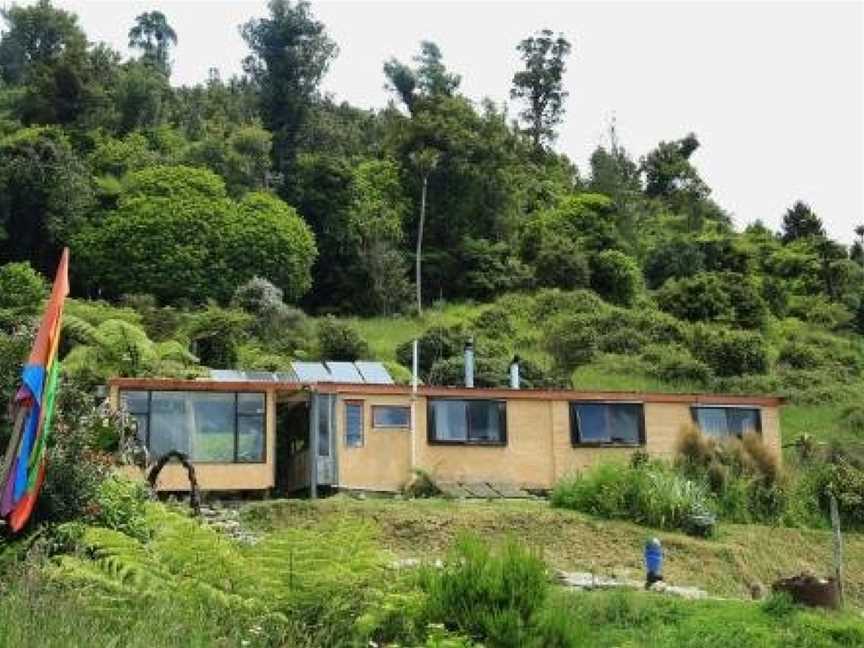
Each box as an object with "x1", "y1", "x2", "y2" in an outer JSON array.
[{"x1": 11, "y1": 0, "x2": 864, "y2": 242}]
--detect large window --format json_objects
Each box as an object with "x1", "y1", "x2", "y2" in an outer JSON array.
[
  {"x1": 345, "y1": 401, "x2": 364, "y2": 448},
  {"x1": 570, "y1": 402, "x2": 644, "y2": 446},
  {"x1": 120, "y1": 390, "x2": 265, "y2": 463},
  {"x1": 372, "y1": 405, "x2": 410, "y2": 428},
  {"x1": 428, "y1": 399, "x2": 506, "y2": 445},
  {"x1": 692, "y1": 407, "x2": 761, "y2": 439}
]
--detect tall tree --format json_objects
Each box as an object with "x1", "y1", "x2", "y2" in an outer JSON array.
[
  {"x1": 411, "y1": 147, "x2": 439, "y2": 314},
  {"x1": 241, "y1": 0, "x2": 337, "y2": 184},
  {"x1": 510, "y1": 29, "x2": 572, "y2": 148},
  {"x1": 781, "y1": 201, "x2": 824, "y2": 243},
  {"x1": 384, "y1": 40, "x2": 460, "y2": 114},
  {"x1": 0, "y1": 0, "x2": 86, "y2": 86},
  {"x1": 128, "y1": 11, "x2": 177, "y2": 76}
]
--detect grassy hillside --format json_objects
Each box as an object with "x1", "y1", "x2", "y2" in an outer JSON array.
[
  {"x1": 2, "y1": 496, "x2": 862, "y2": 647},
  {"x1": 243, "y1": 497, "x2": 864, "y2": 608}
]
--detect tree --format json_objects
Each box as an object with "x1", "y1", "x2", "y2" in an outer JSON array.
[
  {"x1": 589, "y1": 250, "x2": 641, "y2": 307},
  {"x1": 852, "y1": 225, "x2": 864, "y2": 266},
  {"x1": 411, "y1": 147, "x2": 440, "y2": 314},
  {"x1": 73, "y1": 166, "x2": 317, "y2": 304},
  {"x1": 0, "y1": 126, "x2": 94, "y2": 275},
  {"x1": 510, "y1": 29, "x2": 572, "y2": 148},
  {"x1": 384, "y1": 40, "x2": 460, "y2": 114},
  {"x1": 128, "y1": 11, "x2": 177, "y2": 76},
  {"x1": 642, "y1": 133, "x2": 707, "y2": 199},
  {"x1": 241, "y1": 0, "x2": 337, "y2": 181},
  {"x1": 0, "y1": 261, "x2": 47, "y2": 313},
  {"x1": 0, "y1": 0, "x2": 87, "y2": 86},
  {"x1": 781, "y1": 201, "x2": 824, "y2": 243}
]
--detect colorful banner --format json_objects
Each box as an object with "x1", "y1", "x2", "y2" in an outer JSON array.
[{"x1": 0, "y1": 249, "x2": 69, "y2": 533}]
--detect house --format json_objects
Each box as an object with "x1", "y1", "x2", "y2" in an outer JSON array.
[{"x1": 107, "y1": 357, "x2": 783, "y2": 495}]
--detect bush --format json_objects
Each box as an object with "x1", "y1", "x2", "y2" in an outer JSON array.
[
  {"x1": 74, "y1": 166, "x2": 317, "y2": 304},
  {"x1": 641, "y1": 344, "x2": 713, "y2": 386},
  {"x1": 551, "y1": 461, "x2": 714, "y2": 533},
  {"x1": 777, "y1": 341, "x2": 821, "y2": 370},
  {"x1": 590, "y1": 250, "x2": 641, "y2": 307},
  {"x1": 842, "y1": 404, "x2": 864, "y2": 437},
  {"x1": 687, "y1": 325, "x2": 768, "y2": 377},
  {"x1": 0, "y1": 262, "x2": 48, "y2": 313},
  {"x1": 533, "y1": 234, "x2": 590, "y2": 290},
  {"x1": 317, "y1": 316, "x2": 369, "y2": 361},
  {"x1": 421, "y1": 534, "x2": 548, "y2": 647},
  {"x1": 530, "y1": 288, "x2": 607, "y2": 324},
  {"x1": 396, "y1": 325, "x2": 466, "y2": 380},
  {"x1": 183, "y1": 304, "x2": 252, "y2": 369},
  {"x1": 232, "y1": 276, "x2": 313, "y2": 349},
  {"x1": 543, "y1": 314, "x2": 598, "y2": 371},
  {"x1": 472, "y1": 307, "x2": 517, "y2": 341},
  {"x1": 90, "y1": 476, "x2": 150, "y2": 542},
  {"x1": 656, "y1": 272, "x2": 768, "y2": 329}
]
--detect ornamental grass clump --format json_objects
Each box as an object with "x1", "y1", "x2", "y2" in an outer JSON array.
[{"x1": 551, "y1": 460, "x2": 714, "y2": 533}]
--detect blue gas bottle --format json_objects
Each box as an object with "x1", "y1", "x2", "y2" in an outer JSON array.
[{"x1": 644, "y1": 538, "x2": 663, "y2": 586}]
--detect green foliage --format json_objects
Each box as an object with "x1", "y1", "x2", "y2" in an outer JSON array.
[
  {"x1": 74, "y1": 166, "x2": 317, "y2": 304},
  {"x1": 543, "y1": 314, "x2": 598, "y2": 370},
  {"x1": 551, "y1": 461, "x2": 715, "y2": 534},
  {"x1": 781, "y1": 200, "x2": 824, "y2": 243},
  {"x1": 687, "y1": 325, "x2": 768, "y2": 377},
  {"x1": 90, "y1": 476, "x2": 150, "y2": 542},
  {"x1": 317, "y1": 316, "x2": 369, "y2": 361},
  {"x1": 232, "y1": 276, "x2": 313, "y2": 350},
  {"x1": 0, "y1": 261, "x2": 47, "y2": 313},
  {"x1": 641, "y1": 344, "x2": 713, "y2": 386},
  {"x1": 533, "y1": 233, "x2": 590, "y2": 289},
  {"x1": 657, "y1": 272, "x2": 768, "y2": 329},
  {"x1": 421, "y1": 534, "x2": 549, "y2": 647},
  {"x1": 182, "y1": 303, "x2": 250, "y2": 369},
  {"x1": 396, "y1": 325, "x2": 466, "y2": 380},
  {"x1": 590, "y1": 250, "x2": 641, "y2": 307}
]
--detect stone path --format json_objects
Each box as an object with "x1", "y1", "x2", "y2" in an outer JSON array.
[
  {"x1": 198, "y1": 504, "x2": 261, "y2": 545},
  {"x1": 437, "y1": 481, "x2": 537, "y2": 499}
]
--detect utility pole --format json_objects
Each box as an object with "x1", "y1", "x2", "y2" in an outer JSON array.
[
  {"x1": 830, "y1": 494, "x2": 844, "y2": 607},
  {"x1": 411, "y1": 148, "x2": 439, "y2": 316}
]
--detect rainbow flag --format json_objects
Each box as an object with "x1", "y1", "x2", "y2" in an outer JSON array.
[{"x1": 0, "y1": 249, "x2": 69, "y2": 533}]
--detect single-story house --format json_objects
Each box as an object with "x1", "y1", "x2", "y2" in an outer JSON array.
[{"x1": 108, "y1": 358, "x2": 783, "y2": 495}]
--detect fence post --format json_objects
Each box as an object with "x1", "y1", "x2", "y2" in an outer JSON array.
[{"x1": 829, "y1": 494, "x2": 844, "y2": 607}]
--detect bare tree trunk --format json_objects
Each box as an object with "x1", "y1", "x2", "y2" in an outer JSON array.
[{"x1": 415, "y1": 175, "x2": 428, "y2": 315}]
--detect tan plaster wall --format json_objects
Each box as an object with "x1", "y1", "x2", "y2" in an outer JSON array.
[
  {"x1": 413, "y1": 397, "x2": 555, "y2": 490},
  {"x1": 336, "y1": 394, "x2": 413, "y2": 491}
]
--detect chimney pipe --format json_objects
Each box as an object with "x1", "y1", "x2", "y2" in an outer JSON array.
[
  {"x1": 509, "y1": 355, "x2": 520, "y2": 389},
  {"x1": 464, "y1": 338, "x2": 475, "y2": 388}
]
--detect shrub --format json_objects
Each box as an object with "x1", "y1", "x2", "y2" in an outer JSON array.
[
  {"x1": 182, "y1": 304, "x2": 251, "y2": 369},
  {"x1": 530, "y1": 288, "x2": 607, "y2": 324},
  {"x1": 472, "y1": 307, "x2": 516, "y2": 341},
  {"x1": 641, "y1": 344, "x2": 713, "y2": 386},
  {"x1": 599, "y1": 328, "x2": 649, "y2": 355},
  {"x1": 777, "y1": 341, "x2": 821, "y2": 370},
  {"x1": 90, "y1": 476, "x2": 150, "y2": 542},
  {"x1": 590, "y1": 250, "x2": 641, "y2": 307},
  {"x1": 842, "y1": 404, "x2": 864, "y2": 437},
  {"x1": 543, "y1": 314, "x2": 598, "y2": 371},
  {"x1": 396, "y1": 325, "x2": 466, "y2": 379},
  {"x1": 317, "y1": 316, "x2": 369, "y2": 361},
  {"x1": 232, "y1": 276, "x2": 313, "y2": 348},
  {"x1": 657, "y1": 272, "x2": 768, "y2": 329},
  {"x1": 551, "y1": 461, "x2": 714, "y2": 533},
  {"x1": 533, "y1": 234, "x2": 591, "y2": 290},
  {"x1": 687, "y1": 325, "x2": 768, "y2": 377},
  {"x1": 421, "y1": 534, "x2": 548, "y2": 647},
  {"x1": 0, "y1": 262, "x2": 48, "y2": 313}
]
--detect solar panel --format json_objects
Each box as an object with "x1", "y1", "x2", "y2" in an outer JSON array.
[
  {"x1": 244, "y1": 371, "x2": 278, "y2": 382},
  {"x1": 355, "y1": 361, "x2": 394, "y2": 385},
  {"x1": 291, "y1": 361, "x2": 333, "y2": 382},
  {"x1": 209, "y1": 369, "x2": 247, "y2": 382},
  {"x1": 325, "y1": 361, "x2": 363, "y2": 383},
  {"x1": 275, "y1": 370, "x2": 299, "y2": 382}
]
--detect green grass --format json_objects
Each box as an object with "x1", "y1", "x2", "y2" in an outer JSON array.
[
  {"x1": 243, "y1": 497, "x2": 864, "y2": 609},
  {"x1": 536, "y1": 588, "x2": 864, "y2": 647}
]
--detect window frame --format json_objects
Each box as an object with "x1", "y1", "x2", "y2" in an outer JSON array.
[
  {"x1": 569, "y1": 401, "x2": 646, "y2": 448},
  {"x1": 690, "y1": 405, "x2": 762, "y2": 439},
  {"x1": 344, "y1": 400, "x2": 365, "y2": 448},
  {"x1": 426, "y1": 398, "x2": 508, "y2": 446},
  {"x1": 371, "y1": 405, "x2": 411, "y2": 429},
  {"x1": 119, "y1": 389, "x2": 267, "y2": 464}
]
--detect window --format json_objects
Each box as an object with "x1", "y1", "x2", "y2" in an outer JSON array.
[
  {"x1": 119, "y1": 390, "x2": 266, "y2": 463},
  {"x1": 692, "y1": 407, "x2": 761, "y2": 439},
  {"x1": 372, "y1": 405, "x2": 410, "y2": 428},
  {"x1": 570, "y1": 402, "x2": 644, "y2": 446},
  {"x1": 428, "y1": 399, "x2": 507, "y2": 445},
  {"x1": 345, "y1": 401, "x2": 364, "y2": 447}
]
